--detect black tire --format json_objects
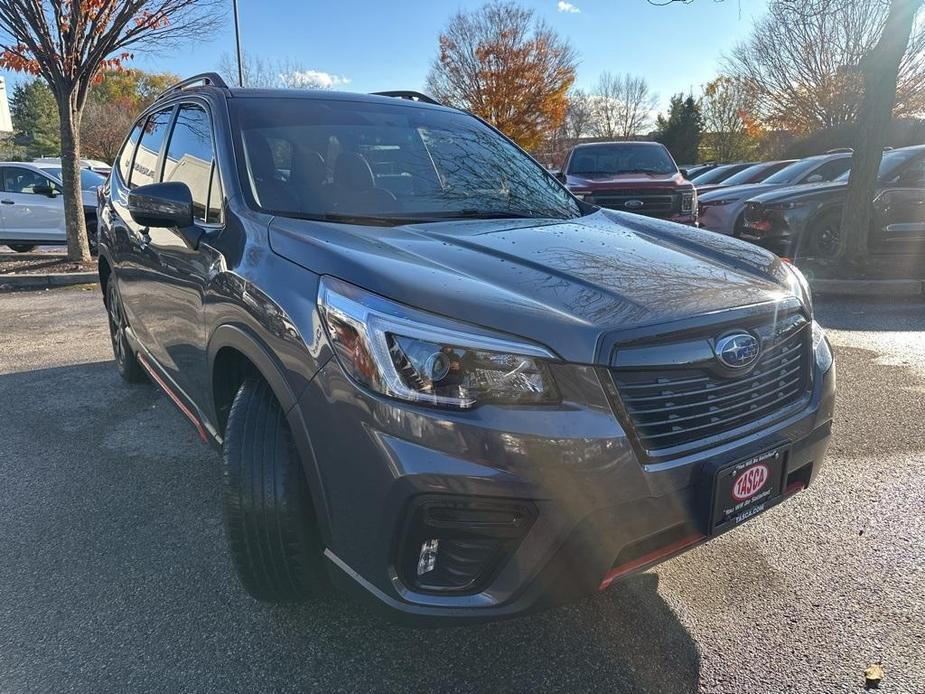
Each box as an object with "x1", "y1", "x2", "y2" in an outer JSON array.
[
  {"x1": 86, "y1": 215, "x2": 99, "y2": 256},
  {"x1": 806, "y1": 210, "x2": 842, "y2": 259},
  {"x1": 105, "y1": 279, "x2": 147, "y2": 383},
  {"x1": 8, "y1": 244, "x2": 36, "y2": 253},
  {"x1": 222, "y1": 378, "x2": 327, "y2": 602}
]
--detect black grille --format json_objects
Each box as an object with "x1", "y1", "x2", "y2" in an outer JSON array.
[
  {"x1": 591, "y1": 188, "x2": 678, "y2": 216},
  {"x1": 610, "y1": 324, "x2": 811, "y2": 456}
]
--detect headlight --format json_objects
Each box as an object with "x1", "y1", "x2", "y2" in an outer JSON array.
[
  {"x1": 785, "y1": 262, "x2": 813, "y2": 314},
  {"x1": 700, "y1": 198, "x2": 735, "y2": 207},
  {"x1": 812, "y1": 320, "x2": 833, "y2": 373},
  {"x1": 768, "y1": 200, "x2": 806, "y2": 210},
  {"x1": 317, "y1": 276, "x2": 560, "y2": 409}
]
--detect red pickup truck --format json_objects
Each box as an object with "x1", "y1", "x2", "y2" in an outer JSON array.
[{"x1": 560, "y1": 141, "x2": 697, "y2": 225}]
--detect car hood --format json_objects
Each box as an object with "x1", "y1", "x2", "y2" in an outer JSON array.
[
  {"x1": 269, "y1": 210, "x2": 796, "y2": 364},
  {"x1": 699, "y1": 182, "x2": 782, "y2": 202},
  {"x1": 747, "y1": 181, "x2": 847, "y2": 205},
  {"x1": 565, "y1": 172, "x2": 690, "y2": 190}
]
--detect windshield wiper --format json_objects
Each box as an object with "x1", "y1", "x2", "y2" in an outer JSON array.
[
  {"x1": 415, "y1": 209, "x2": 546, "y2": 221},
  {"x1": 274, "y1": 211, "x2": 426, "y2": 227}
]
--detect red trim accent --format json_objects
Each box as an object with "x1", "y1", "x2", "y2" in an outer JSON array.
[
  {"x1": 598, "y1": 533, "x2": 706, "y2": 591},
  {"x1": 598, "y1": 483, "x2": 807, "y2": 591},
  {"x1": 137, "y1": 353, "x2": 208, "y2": 443}
]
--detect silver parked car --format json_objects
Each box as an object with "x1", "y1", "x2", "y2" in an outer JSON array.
[
  {"x1": 697, "y1": 153, "x2": 852, "y2": 237},
  {"x1": 0, "y1": 162, "x2": 106, "y2": 252}
]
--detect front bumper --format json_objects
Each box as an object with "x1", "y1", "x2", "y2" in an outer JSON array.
[
  {"x1": 297, "y1": 343, "x2": 836, "y2": 624},
  {"x1": 698, "y1": 203, "x2": 740, "y2": 236}
]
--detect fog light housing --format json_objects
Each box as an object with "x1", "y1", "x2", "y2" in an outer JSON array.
[
  {"x1": 417, "y1": 539, "x2": 439, "y2": 575},
  {"x1": 397, "y1": 497, "x2": 537, "y2": 595}
]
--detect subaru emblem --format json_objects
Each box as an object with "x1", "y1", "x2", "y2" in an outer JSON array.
[
  {"x1": 714, "y1": 332, "x2": 760, "y2": 368},
  {"x1": 624, "y1": 199, "x2": 644, "y2": 210}
]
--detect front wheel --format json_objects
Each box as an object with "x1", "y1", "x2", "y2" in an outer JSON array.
[
  {"x1": 222, "y1": 378, "x2": 327, "y2": 602},
  {"x1": 7, "y1": 244, "x2": 36, "y2": 253},
  {"x1": 806, "y1": 210, "x2": 842, "y2": 259}
]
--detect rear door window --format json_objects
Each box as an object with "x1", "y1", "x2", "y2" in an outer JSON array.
[
  {"x1": 117, "y1": 121, "x2": 144, "y2": 185},
  {"x1": 132, "y1": 108, "x2": 173, "y2": 188}
]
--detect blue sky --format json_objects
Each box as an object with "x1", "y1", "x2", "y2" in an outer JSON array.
[{"x1": 6, "y1": 0, "x2": 769, "y2": 112}]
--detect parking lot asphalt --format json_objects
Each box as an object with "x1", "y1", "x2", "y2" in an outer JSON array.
[{"x1": 0, "y1": 286, "x2": 922, "y2": 694}]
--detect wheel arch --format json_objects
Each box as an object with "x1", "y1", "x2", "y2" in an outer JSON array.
[
  {"x1": 796, "y1": 203, "x2": 843, "y2": 258},
  {"x1": 97, "y1": 247, "x2": 114, "y2": 299},
  {"x1": 208, "y1": 323, "x2": 333, "y2": 545}
]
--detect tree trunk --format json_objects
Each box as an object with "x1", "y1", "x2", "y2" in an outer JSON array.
[
  {"x1": 57, "y1": 91, "x2": 91, "y2": 263},
  {"x1": 837, "y1": 0, "x2": 923, "y2": 270}
]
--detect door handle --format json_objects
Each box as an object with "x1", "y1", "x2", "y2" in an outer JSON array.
[{"x1": 1, "y1": 199, "x2": 14, "y2": 205}]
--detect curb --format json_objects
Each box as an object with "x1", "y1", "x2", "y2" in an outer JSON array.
[
  {"x1": 0, "y1": 272, "x2": 98, "y2": 290},
  {"x1": 810, "y1": 279, "x2": 925, "y2": 296}
]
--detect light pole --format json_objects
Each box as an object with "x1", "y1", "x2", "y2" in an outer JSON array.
[{"x1": 232, "y1": 0, "x2": 244, "y2": 87}]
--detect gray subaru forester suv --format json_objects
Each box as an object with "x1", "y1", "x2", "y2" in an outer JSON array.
[{"x1": 97, "y1": 74, "x2": 835, "y2": 623}]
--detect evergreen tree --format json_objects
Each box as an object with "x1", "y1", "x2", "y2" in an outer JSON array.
[
  {"x1": 10, "y1": 79, "x2": 60, "y2": 156},
  {"x1": 654, "y1": 94, "x2": 703, "y2": 164}
]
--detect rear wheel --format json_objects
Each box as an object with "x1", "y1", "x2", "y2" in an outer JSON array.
[
  {"x1": 806, "y1": 210, "x2": 842, "y2": 258},
  {"x1": 7, "y1": 244, "x2": 36, "y2": 253},
  {"x1": 106, "y1": 279, "x2": 146, "y2": 383},
  {"x1": 222, "y1": 378, "x2": 327, "y2": 602}
]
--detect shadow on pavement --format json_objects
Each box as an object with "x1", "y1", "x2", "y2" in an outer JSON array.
[
  {"x1": 267, "y1": 573, "x2": 701, "y2": 693},
  {"x1": 814, "y1": 294, "x2": 925, "y2": 331},
  {"x1": 0, "y1": 360, "x2": 700, "y2": 693}
]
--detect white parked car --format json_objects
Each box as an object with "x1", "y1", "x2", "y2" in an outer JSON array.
[{"x1": 0, "y1": 162, "x2": 107, "y2": 253}]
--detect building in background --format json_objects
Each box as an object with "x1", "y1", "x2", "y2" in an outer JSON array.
[{"x1": 0, "y1": 78, "x2": 13, "y2": 134}]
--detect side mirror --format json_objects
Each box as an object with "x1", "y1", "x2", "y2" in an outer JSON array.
[
  {"x1": 128, "y1": 182, "x2": 202, "y2": 249},
  {"x1": 805, "y1": 174, "x2": 823, "y2": 183},
  {"x1": 128, "y1": 181, "x2": 194, "y2": 230},
  {"x1": 34, "y1": 183, "x2": 59, "y2": 197},
  {"x1": 555, "y1": 171, "x2": 567, "y2": 184},
  {"x1": 679, "y1": 168, "x2": 689, "y2": 179}
]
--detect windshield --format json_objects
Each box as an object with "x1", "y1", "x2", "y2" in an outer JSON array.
[
  {"x1": 44, "y1": 167, "x2": 106, "y2": 191},
  {"x1": 762, "y1": 158, "x2": 827, "y2": 184},
  {"x1": 721, "y1": 162, "x2": 785, "y2": 186},
  {"x1": 834, "y1": 148, "x2": 923, "y2": 182},
  {"x1": 566, "y1": 143, "x2": 677, "y2": 176},
  {"x1": 230, "y1": 98, "x2": 582, "y2": 223},
  {"x1": 690, "y1": 164, "x2": 746, "y2": 185}
]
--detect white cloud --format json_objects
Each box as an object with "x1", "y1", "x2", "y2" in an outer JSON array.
[
  {"x1": 557, "y1": 1, "x2": 580, "y2": 13},
  {"x1": 280, "y1": 70, "x2": 351, "y2": 90}
]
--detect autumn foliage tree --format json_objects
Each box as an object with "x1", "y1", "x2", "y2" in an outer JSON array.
[
  {"x1": 0, "y1": 0, "x2": 220, "y2": 262},
  {"x1": 700, "y1": 76, "x2": 765, "y2": 162},
  {"x1": 426, "y1": 1, "x2": 577, "y2": 150},
  {"x1": 726, "y1": 0, "x2": 925, "y2": 134}
]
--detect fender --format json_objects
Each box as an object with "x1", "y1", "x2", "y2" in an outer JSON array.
[{"x1": 207, "y1": 322, "x2": 334, "y2": 545}]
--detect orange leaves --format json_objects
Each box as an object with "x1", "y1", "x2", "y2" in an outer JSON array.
[
  {"x1": 93, "y1": 53, "x2": 134, "y2": 83},
  {"x1": 0, "y1": 46, "x2": 41, "y2": 75},
  {"x1": 135, "y1": 10, "x2": 170, "y2": 30},
  {"x1": 428, "y1": 1, "x2": 576, "y2": 151}
]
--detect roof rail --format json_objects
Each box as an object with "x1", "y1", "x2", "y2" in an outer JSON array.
[
  {"x1": 155, "y1": 73, "x2": 229, "y2": 102},
  {"x1": 371, "y1": 90, "x2": 442, "y2": 106}
]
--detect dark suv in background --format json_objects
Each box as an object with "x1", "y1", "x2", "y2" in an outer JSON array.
[
  {"x1": 561, "y1": 141, "x2": 697, "y2": 224},
  {"x1": 742, "y1": 145, "x2": 925, "y2": 257},
  {"x1": 97, "y1": 74, "x2": 835, "y2": 623}
]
